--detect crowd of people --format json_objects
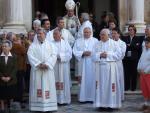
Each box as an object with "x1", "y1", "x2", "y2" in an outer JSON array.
[{"x1": 0, "y1": 0, "x2": 150, "y2": 113}]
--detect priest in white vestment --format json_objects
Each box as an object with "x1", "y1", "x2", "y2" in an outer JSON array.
[
  {"x1": 93, "y1": 29, "x2": 122, "y2": 109},
  {"x1": 27, "y1": 28, "x2": 58, "y2": 112},
  {"x1": 50, "y1": 17, "x2": 75, "y2": 47},
  {"x1": 75, "y1": 13, "x2": 93, "y2": 40},
  {"x1": 112, "y1": 28, "x2": 126, "y2": 101},
  {"x1": 52, "y1": 29, "x2": 72, "y2": 104},
  {"x1": 73, "y1": 27, "x2": 98, "y2": 102}
]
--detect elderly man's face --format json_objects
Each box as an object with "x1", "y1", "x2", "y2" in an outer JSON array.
[
  {"x1": 58, "y1": 20, "x2": 65, "y2": 29},
  {"x1": 37, "y1": 31, "x2": 45, "y2": 43},
  {"x1": 67, "y1": 10, "x2": 74, "y2": 17},
  {"x1": 84, "y1": 28, "x2": 92, "y2": 39},
  {"x1": 100, "y1": 31, "x2": 109, "y2": 42},
  {"x1": 53, "y1": 30, "x2": 61, "y2": 42}
]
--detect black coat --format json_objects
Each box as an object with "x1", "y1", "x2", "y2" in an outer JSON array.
[{"x1": 122, "y1": 35, "x2": 141, "y2": 61}]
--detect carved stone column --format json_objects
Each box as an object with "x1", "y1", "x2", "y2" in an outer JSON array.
[
  {"x1": 124, "y1": 0, "x2": 146, "y2": 34},
  {"x1": 3, "y1": 0, "x2": 26, "y2": 34}
]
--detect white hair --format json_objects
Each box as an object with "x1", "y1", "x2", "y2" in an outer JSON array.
[
  {"x1": 100, "y1": 28, "x2": 110, "y2": 35},
  {"x1": 33, "y1": 19, "x2": 41, "y2": 27},
  {"x1": 53, "y1": 28, "x2": 62, "y2": 35},
  {"x1": 81, "y1": 13, "x2": 89, "y2": 21},
  {"x1": 37, "y1": 28, "x2": 46, "y2": 34}
]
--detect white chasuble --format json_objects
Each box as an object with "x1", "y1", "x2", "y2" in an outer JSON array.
[
  {"x1": 27, "y1": 39, "x2": 57, "y2": 112},
  {"x1": 53, "y1": 39, "x2": 72, "y2": 104},
  {"x1": 115, "y1": 39, "x2": 126, "y2": 101},
  {"x1": 73, "y1": 37, "x2": 98, "y2": 102},
  {"x1": 93, "y1": 39, "x2": 122, "y2": 108},
  {"x1": 75, "y1": 20, "x2": 93, "y2": 39}
]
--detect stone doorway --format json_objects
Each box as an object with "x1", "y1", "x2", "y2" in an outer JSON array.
[{"x1": 33, "y1": 0, "x2": 95, "y2": 26}]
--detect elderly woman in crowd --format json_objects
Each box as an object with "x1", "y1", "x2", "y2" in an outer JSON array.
[
  {"x1": 6, "y1": 32, "x2": 26, "y2": 108},
  {"x1": 0, "y1": 40, "x2": 17, "y2": 111}
]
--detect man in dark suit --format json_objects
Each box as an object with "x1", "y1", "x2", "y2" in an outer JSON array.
[{"x1": 122, "y1": 24, "x2": 141, "y2": 91}]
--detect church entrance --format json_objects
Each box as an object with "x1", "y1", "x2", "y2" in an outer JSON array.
[
  {"x1": 33, "y1": 0, "x2": 118, "y2": 26},
  {"x1": 33, "y1": 0, "x2": 119, "y2": 93},
  {"x1": 33, "y1": 0, "x2": 107, "y2": 26}
]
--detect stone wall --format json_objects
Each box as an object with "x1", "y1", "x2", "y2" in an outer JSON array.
[{"x1": 145, "y1": 0, "x2": 150, "y2": 24}]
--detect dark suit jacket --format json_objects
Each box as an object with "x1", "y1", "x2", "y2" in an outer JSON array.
[
  {"x1": 122, "y1": 35, "x2": 140, "y2": 61},
  {"x1": 0, "y1": 54, "x2": 17, "y2": 86}
]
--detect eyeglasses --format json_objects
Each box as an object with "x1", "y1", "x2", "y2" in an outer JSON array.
[{"x1": 128, "y1": 29, "x2": 133, "y2": 31}]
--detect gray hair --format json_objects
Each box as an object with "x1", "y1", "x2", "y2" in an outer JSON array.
[
  {"x1": 2, "y1": 40, "x2": 12, "y2": 48},
  {"x1": 53, "y1": 28, "x2": 62, "y2": 35},
  {"x1": 6, "y1": 32, "x2": 16, "y2": 42},
  {"x1": 100, "y1": 28, "x2": 111, "y2": 36},
  {"x1": 37, "y1": 28, "x2": 46, "y2": 34},
  {"x1": 81, "y1": 13, "x2": 89, "y2": 21},
  {"x1": 33, "y1": 19, "x2": 41, "y2": 27}
]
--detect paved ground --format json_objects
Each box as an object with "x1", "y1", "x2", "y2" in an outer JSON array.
[{"x1": 7, "y1": 94, "x2": 144, "y2": 113}]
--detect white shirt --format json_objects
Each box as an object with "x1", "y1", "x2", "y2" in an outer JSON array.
[{"x1": 1, "y1": 52, "x2": 12, "y2": 64}]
